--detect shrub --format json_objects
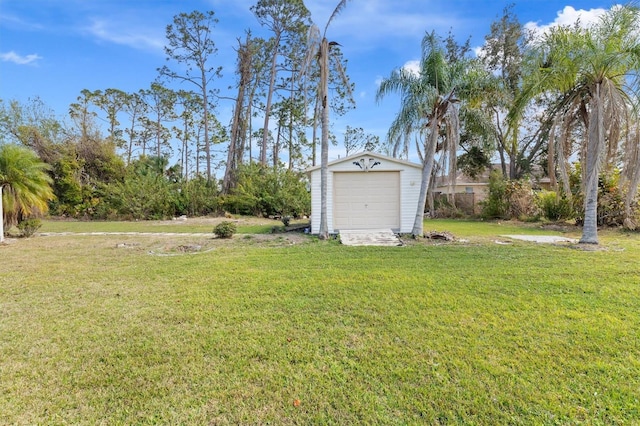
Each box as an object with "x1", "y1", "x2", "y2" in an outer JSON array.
[
  {"x1": 223, "y1": 164, "x2": 310, "y2": 218},
  {"x1": 536, "y1": 191, "x2": 575, "y2": 221},
  {"x1": 480, "y1": 170, "x2": 509, "y2": 219},
  {"x1": 179, "y1": 177, "x2": 221, "y2": 217},
  {"x1": 213, "y1": 221, "x2": 237, "y2": 239},
  {"x1": 17, "y1": 218, "x2": 42, "y2": 238},
  {"x1": 433, "y1": 196, "x2": 466, "y2": 218},
  {"x1": 504, "y1": 179, "x2": 537, "y2": 220},
  {"x1": 481, "y1": 171, "x2": 538, "y2": 220}
]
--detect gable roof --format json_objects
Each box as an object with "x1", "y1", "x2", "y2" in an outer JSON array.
[{"x1": 306, "y1": 151, "x2": 422, "y2": 173}]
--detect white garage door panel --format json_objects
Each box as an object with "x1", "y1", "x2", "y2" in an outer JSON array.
[{"x1": 333, "y1": 171, "x2": 400, "y2": 230}]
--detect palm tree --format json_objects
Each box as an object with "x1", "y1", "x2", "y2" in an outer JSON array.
[
  {"x1": 377, "y1": 32, "x2": 485, "y2": 237},
  {"x1": 516, "y1": 5, "x2": 640, "y2": 243},
  {"x1": 302, "y1": 0, "x2": 352, "y2": 239},
  {"x1": 0, "y1": 144, "x2": 55, "y2": 239}
]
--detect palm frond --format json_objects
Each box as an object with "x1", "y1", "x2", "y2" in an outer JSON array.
[
  {"x1": 299, "y1": 24, "x2": 321, "y2": 80},
  {"x1": 324, "y1": 0, "x2": 352, "y2": 36}
]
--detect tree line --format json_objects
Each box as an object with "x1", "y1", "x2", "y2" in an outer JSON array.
[
  {"x1": 1, "y1": 1, "x2": 640, "y2": 245},
  {"x1": 376, "y1": 4, "x2": 640, "y2": 243}
]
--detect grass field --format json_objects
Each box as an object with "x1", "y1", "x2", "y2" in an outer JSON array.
[{"x1": 1, "y1": 219, "x2": 639, "y2": 424}]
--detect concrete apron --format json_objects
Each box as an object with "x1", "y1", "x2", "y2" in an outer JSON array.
[{"x1": 339, "y1": 229, "x2": 403, "y2": 247}]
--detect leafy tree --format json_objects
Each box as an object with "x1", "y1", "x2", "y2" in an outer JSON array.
[
  {"x1": 224, "y1": 32, "x2": 256, "y2": 194},
  {"x1": 479, "y1": 5, "x2": 532, "y2": 179},
  {"x1": 174, "y1": 90, "x2": 202, "y2": 181},
  {"x1": 159, "y1": 10, "x2": 222, "y2": 181},
  {"x1": 251, "y1": 0, "x2": 311, "y2": 166},
  {"x1": 458, "y1": 146, "x2": 492, "y2": 179},
  {"x1": 343, "y1": 126, "x2": 379, "y2": 156},
  {"x1": 0, "y1": 97, "x2": 64, "y2": 164},
  {"x1": 140, "y1": 83, "x2": 176, "y2": 158},
  {"x1": 0, "y1": 144, "x2": 54, "y2": 233},
  {"x1": 121, "y1": 91, "x2": 148, "y2": 165},
  {"x1": 377, "y1": 32, "x2": 486, "y2": 236},
  {"x1": 516, "y1": 5, "x2": 640, "y2": 243},
  {"x1": 69, "y1": 89, "x2": 99, "y2": 144},
  {"x1": 93, "y1": 88, "x2": 127, "y2": 149}
]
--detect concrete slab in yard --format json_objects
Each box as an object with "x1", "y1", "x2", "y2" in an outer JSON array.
[
  {"x1": 339, "y1": 229, "x2": 403, "y2": 247},
  {"x1": 501, "y1": 235, "x2": 578, "y2": 244}
]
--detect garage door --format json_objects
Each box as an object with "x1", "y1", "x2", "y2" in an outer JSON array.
[{"x1": 333, "y1": 171, "x2": 400, "y2": 230}]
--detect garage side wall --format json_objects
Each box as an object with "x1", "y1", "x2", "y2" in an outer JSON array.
[
  {"x1": 398, "y1": 166, "x2": 423, "y2": 233},
  {"x1": 309, "y1": 154, "x2": 423, "y2": 234}
]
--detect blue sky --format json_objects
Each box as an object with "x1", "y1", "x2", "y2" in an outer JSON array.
[{"x1": 0, "y1": 0, "x2": 614, "y2": 163}]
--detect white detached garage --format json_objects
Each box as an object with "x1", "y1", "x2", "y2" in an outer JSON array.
[{"x1": 307, "y1": 151, "x2": 423, "y2": 234}]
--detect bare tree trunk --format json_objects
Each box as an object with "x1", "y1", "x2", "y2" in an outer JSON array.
[
  {"x1": 446, "y1": 104, "x2": 459, "y2": 207},
  {"x1": 261, "y1": 34, "x2": 281, "y2": 166},
  {"x1": 547, "y1": 121, "x2": 557, "y2": 190},
  {"x1": 274, "y1": 123, "x2": 281, "y2": 168},
  {"x1": 557, "y1": 119, "x2": 573, "y2": 199},
  {"x1": 318, "y1": 38, "x2": 330, "y2": 239},
  {"x1": 182, "y1": 121, "x2": 188, "y2": 181},
  {"x1": 312, "y1": 96, "x2": 320, "y2": 167},
  {"x1": 288, "y1": 68, "x2": 295, "y2": 170}
]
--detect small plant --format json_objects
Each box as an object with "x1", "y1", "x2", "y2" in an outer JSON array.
[
  {"x1": 17, "y1": 218, "x2": 42, "y2": 238},
  {"x1": 213, "y1": 221, "x2": 237, "y2": 239},
  {"x1": 281, "y1": 216, "x2": 291, "y2": 227}
]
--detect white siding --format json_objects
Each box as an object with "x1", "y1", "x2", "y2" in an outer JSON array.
[{"x1": 308, "y1": 152, "x2": 422, "y2": 234}]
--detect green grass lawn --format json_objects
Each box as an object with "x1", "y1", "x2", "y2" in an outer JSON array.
[
  {"x1": 37, "y1": 216, "x2": 291, "y2": 235},
  {"x1": 1, "y1": 220, "x2": 638, "y2": 424}
]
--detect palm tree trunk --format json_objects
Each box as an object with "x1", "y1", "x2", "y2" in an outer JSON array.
[
  {"x1": 412, "y1": 118, "x2": 440, "y2": 236},
  {"x1": 580, "y1": 84, "x2": 604, "y2": 244}
]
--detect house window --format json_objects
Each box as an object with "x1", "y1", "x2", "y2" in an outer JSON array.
[{"x1": 465, "y1": 187, "x2": 474, "y2": 194}]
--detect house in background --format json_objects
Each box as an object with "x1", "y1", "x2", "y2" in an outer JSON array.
[
  {"x1": 434, "y1": 165, "x2": 552, "y2": 215},
  {"x1": 307, "y1": 152, "x2": 423, "y2": 234}
]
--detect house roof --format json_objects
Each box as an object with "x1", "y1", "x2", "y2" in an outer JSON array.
[{"x1": 306, "y1": 151, "x2": 422, "y2": 173}]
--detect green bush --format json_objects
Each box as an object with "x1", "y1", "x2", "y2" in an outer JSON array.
[
  {"x1": 481, "y1": 171, "x2": 538, "y2": 220},
  {"x1": 222, "y1": 164, "x2": 310, "y2": 218},
  {"x1": 481, "y1": 170, "x2": 510, "y2": 219},
  {"x1": 213, "y1": 221, "x2": 237, "y2": 239},
  {"x1": 536, "y1": 190, "x2": 575, "y2": 221},
  {"x1": 178, "y1": 177, "x2": 221, "y2": 217},
  {"x1": 17, "y1": 218, "x2": 42, "y2": 238}
]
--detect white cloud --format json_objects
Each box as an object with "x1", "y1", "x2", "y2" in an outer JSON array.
[
  {"x1": 373, "y1": 60, "x2": 420, "y2": 88},
  {"x1": 1, "y1": 51, "x2": 42, "y2": 65},
  {"x1": 473, "y1": 5, "x2": 612, "y2": 57},
  {"x1": 524, "y1": 5, "x2": 609, "y2": 37},
  {"x1": 402, "y1": 60, "x2": 420, "y2": 76},
  {"x1": 84, "y1": 19, "x2": 165, "y2": 52}
]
